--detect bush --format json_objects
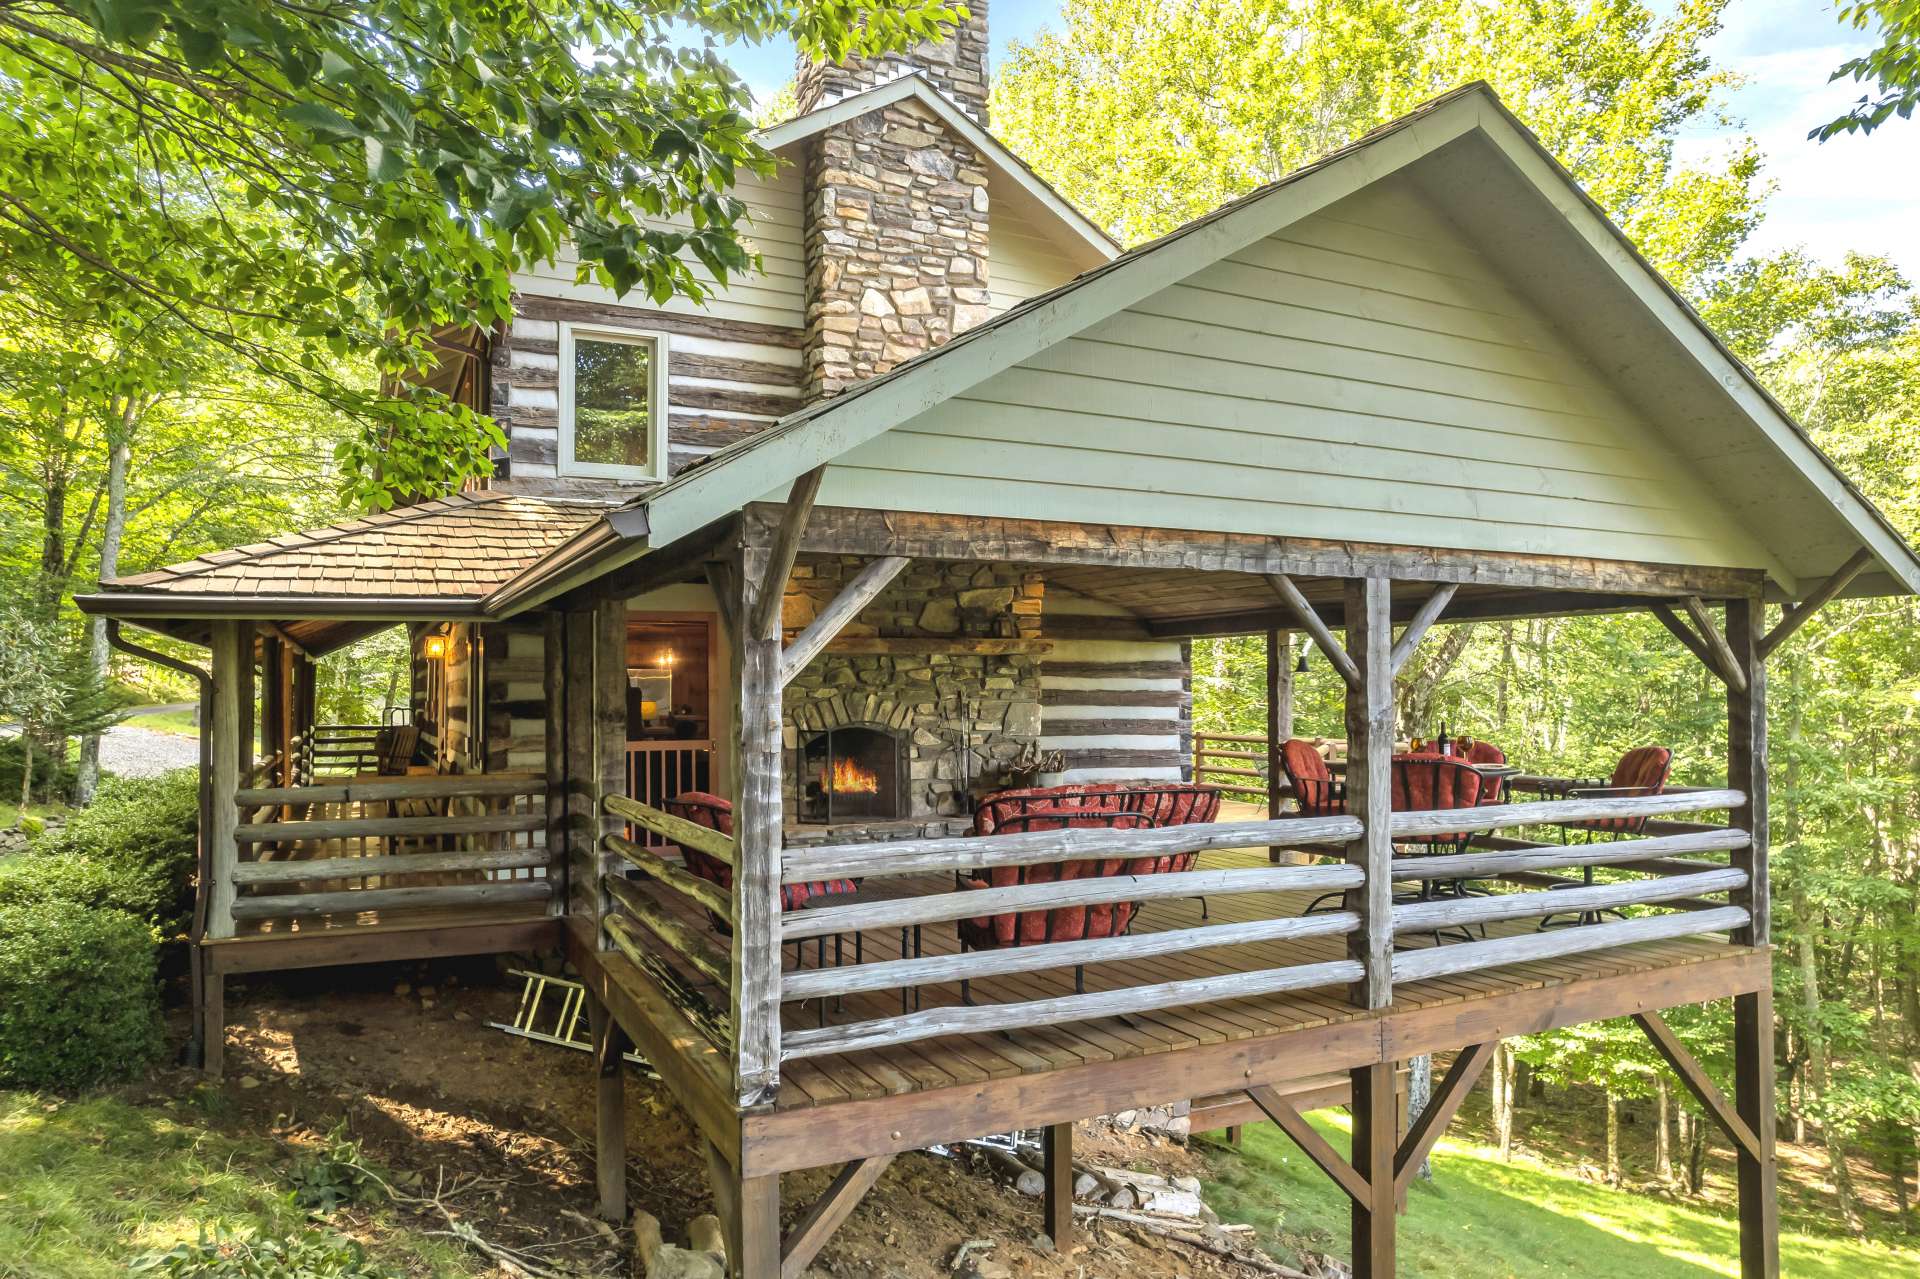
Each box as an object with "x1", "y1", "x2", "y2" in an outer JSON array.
[
  {"x1": 0, "y1": 900, "x2": 163, "y2": 1089},
  {"x1": 132, "y1": 1228, "x2": 399, "y2": 1279},
  {"x1": 14, "y1": 770, "x2": 200, "y2": 935},
  {"x1": 0, "y1": 736, "x2": 76, "y2": 803}
]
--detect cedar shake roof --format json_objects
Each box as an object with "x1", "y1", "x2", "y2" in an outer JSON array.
[{"x1": 101, "y1": 492, "x2": 602, "y2": 603}]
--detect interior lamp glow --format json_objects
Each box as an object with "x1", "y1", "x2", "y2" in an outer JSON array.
[{"x1": 423, "y1": 634, "x2": 449, "y2": 660}]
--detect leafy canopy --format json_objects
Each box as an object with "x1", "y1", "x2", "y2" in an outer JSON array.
[
  {"x1": 0, "y1": 0, "x2": 963, "y2": 506},
  {"x1": 1816, "y1": 1, "x2": 1920, "y2": 139}
]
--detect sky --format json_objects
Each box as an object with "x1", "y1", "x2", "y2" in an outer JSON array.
[{"x1": 722, "y1": 0, "x2": 1917, "y2": 275}]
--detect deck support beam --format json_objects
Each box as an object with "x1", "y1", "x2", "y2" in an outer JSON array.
[
  {"x1": 736, "y1": 1174, "x2": 781, "y2": 1279},
  {"x1": 1725, "y1": 595, "x2": 1778, "y2": 1279},
  {"x1": 1392, "y1": 1041, "x2": 1495, "y2": 1197},
  {"x1": 1633, "y1": 1012, "x2": 1760, "y2": 1160},
  {"x1": 586, "y1": 989, "x2": 628, "y2": 1222},
  {"x1": 1388, "y1": 584, "x2": 1456, "y2": 677},
  {"x1": 1043, "y1": 1122, "x2": 1074, "y2": 1247},
  {"x1": 1350, "y1": 1061, "x2": 1398, "y2": 1278},
  {"x1": 1268, "y1": 573, "x2": 1360, "y2": 687},
  {"x1": 781, "y1": 1154, "x2": 894, "y2": 1278}
]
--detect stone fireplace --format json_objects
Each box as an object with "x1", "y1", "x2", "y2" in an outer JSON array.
[{"x1": 781, "y1": 559, "x2": 1046, "y2": 834}]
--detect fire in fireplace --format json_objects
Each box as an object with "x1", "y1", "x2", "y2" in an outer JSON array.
[{"x1": 799, "y1": 725, "x2": 909, "y2": 823}]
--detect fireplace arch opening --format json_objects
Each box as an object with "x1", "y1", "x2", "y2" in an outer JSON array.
[{"x1": 798, "y1": 724, "x2": 909, "y2": 823}]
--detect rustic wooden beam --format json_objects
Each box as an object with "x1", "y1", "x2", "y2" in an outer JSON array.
[
  {"x1": 780, "y1": 1155, "x2": 894, "y2": 1279},
  {"x1": 1393, "y1": 1042, "x2": 1496, "y2": 1195},
  {"x1": 1388, "y1": 828, "x2": 1747, "y2": 881},
  {"x1": 234, "y1": 811, "x2": 542, "y2": 842},
  {"x1": 605, "y1": 793, "x2": 737, "y2": 867},
  {"x1": 1684, "y1": 595, "x2": 1748, "y2": 692},
  {"x1": 1393, "y1": 868, "x2": 1744, "y2": 933},
  {"x1": 606, "y1": 833, "x2": 734, "y2": 923},
  {"x1": 780, "y1": 554, "x2": 910, "y2": 686},
  {"x1": 782, "y1": 812, "x2": 1360, "y2": 882},
  {"x1": 1344, "y1": 576, "x2": 1394, "y2": 1010},
  {"x1": 1267, "y1": 573, "x2": 1359, "y2": 687},
  {"x1": 781, "y1": 863, "x2": 1361, "y2": 941},
  {"x1": 780, "y1": 912, "x2": 1357, "y2": 1001},
  {"x1": 1043, "y1": 1124, "x2": 1073, "y2": 1247},
  {"x1": 228, "y1": 880, "x2": 552, "y2": 920},
  {"x1": 1726, "y1": 593, "x2": 1778, "y2": 1279},
  {"x1": 205, "y1": 620, "x2": 245, "y2": 944},
  {"x1": 732, "y1": 542, "x2": 785, "y2": 1106},
  {"x1": 786, "y1": 635, "x2": 1051, "y2": 659},
  {"x1": 1246, "y1": 1084, "x2": 1369, "y2": 1204},
  {"x1": 605, "y1": 879, "x2": 735, "y2": 990},
  {"x1": 737, "y1": 1175, "x2": 781, "y2": 1279},
  {"x1": 230, "y1": 848, "x2": 551, "y2": 885},
  {"x1": 1351, "y1": 1061, "x2": 1398, "y2": 1278},
  {"x1": 1266, "y1": 629, "x2": 1292, "y2": 859},
  {"x1": 1391, "y1": 906, "x2": 1749, "y2": 983},
  {"x1": 702, "y1": 1141, "x2": 739, "y2": 1245},
  {"x1": 1632, "y1": 1011, "x2": 1761, "y2": 1161},
  {"x1": 750, "y1": 466, "x2": 824, "y2": 641},
  {"x1": 1649, "y1": 601, "x2": 1722, "y2": 676},
  {"x1": 1388, "y1": 583, "x2": 1458, "y2": 677},
  {"x1": 780, "y1": 958, "x2": 1362, "y2": 1060},
  {"x1": 704, "y1": 560, "x2": 741, "y2": 648},
  {"x1": 1760, "y1": 547, "x2": 1871, "y2": 659},
  {"x1": 585, "y1": 989, "x2": 628, "y2": 1222}
]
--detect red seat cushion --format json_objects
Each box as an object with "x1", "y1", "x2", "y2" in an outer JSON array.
[
  {"x1": 660, "y1": 792, "x2": 855, "y2": 912},
  {"x1": 1569, "y1": 746, "x2": 1674, "y2": 833},
  {"x1": 1390, "y1": 755, "x2": 1485, "y2": 846},
  {"x1": 1280, "y1": 740, "x2": 1345, "y2": 818},
  {"x1": 1454, "y1": 738, "x2": 1507, "y2": 803},
  {"x1": 956, "y1": 808, "x2": 1154, "y2": 949}
]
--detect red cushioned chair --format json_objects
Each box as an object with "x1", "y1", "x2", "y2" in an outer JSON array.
[
  {"x1": 972, "y1": 781, "x2": 1222, "y2": 915},
  {"x1": 1390, "y1": 755, "x2": 1489, "y2": 939},
  {"x1": 658, "y1": 792, "x2": 857, "y2": 931},
  {"x1": 1538, "y1": 746, "x2": 1674, "y2": 928},
  {"x1": 956, "y1": 807, "x2": 1157, "y2": 1002},
  {"x1": 1452, "y1": 738, "x2": 1508, "y2": 804},
  {"x1": 1279, "y1": 739, "x2": 1346, "y2": 818}
]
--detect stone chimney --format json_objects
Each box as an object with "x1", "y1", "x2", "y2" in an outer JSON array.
[
  {"x1": 795, "y1": 2, "x2": 990, "y2": 125},
  {"x1": 794, "y1": 8, "x2": 994, "y2": 399}
]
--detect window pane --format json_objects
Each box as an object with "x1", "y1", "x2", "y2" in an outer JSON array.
[{"x1": 573, "y1": 336, "x2": 652, "y2": 468}]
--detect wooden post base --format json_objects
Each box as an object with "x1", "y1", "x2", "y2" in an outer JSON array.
[
  {"x1": 201, "y1": 970, "x2": 225, "y2": 1077},
  {"x1": 1351, "y1": 1062, "x2": 1397, "y2": 1278},
  {"x1": 586, "y1": 990, "x2": 628, "y2": 1223}
]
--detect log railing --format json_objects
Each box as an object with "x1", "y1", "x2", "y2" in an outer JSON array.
[
  {"x1": 584, "y1": 788, "x2": 1752, "y2": 1077},
  {"x1": 222, "y1": 773, "x2": 551, "y2": 927},
  {"x1": 599, "y1": 794, "x2": 737, "y2": 1053},
  {"x1": 1191, "y1": 731, "x2": 1270, "y2": 801}
]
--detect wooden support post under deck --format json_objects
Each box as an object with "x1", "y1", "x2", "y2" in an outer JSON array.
[
  {"x1": 586, "y1": 989, "x2": 628, "y2": 1222},
  {"x1": 1043, "y1": 1122, "x2": 1073, "y2": 1247},
  {"x1": 736, "y1": 1174, "x2": 781, "y2": 1279},
  {"x1": 1350, "y1": 1061, "x2": 1397, "y2": 1278},
  {"x1": 1343, "y1": 578, "x2": 1394, "y2": 1009},
  {"x1": 1725, "y1": 595, "x2": 1778, "y2": 1278}
]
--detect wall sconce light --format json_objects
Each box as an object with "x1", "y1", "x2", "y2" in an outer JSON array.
[
  {"x1": 659, "y1": 649, "x2": 675, "y2": 668},
  {"x1": 423, "y1": 634, "x2": 449, "y2": 660}
]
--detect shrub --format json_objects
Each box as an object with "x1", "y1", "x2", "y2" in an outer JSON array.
[
  {"x1": 0, "y1": 736, "x2": 76, "y2": 802},
  {"x1": 0, "y1": 900, "x2": 163, "y2": 1089},
  {"x1": 17, "y1": 770, "x2": 200, "y2": 935},
  {"x1": 288, "y1": 1122, "x2": 382, "y2": 1213},
  {"x1": 131, "y1": 1228, "x2": 399, "y2": 1279}
]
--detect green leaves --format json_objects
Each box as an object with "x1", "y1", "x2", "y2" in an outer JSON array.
[
  {"x1": 2, "y1": 0, "x2": 961, "y2": 506},
  {"x1": 1814, "y1": 1, "x2": 1920, "y2": 141}
]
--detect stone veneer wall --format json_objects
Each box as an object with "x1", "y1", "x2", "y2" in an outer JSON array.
[
  {"x1": 781, "y1": 559, "x2": 1045, "y2": 827},
  {"x1": 794, "y1": 4, "x2": 990, "y2": 124},
  {"x1": 797, "y1": 94, "x2": 991, "y2": 399}
]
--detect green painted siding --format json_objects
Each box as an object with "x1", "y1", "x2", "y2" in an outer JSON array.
[{"x1": 816, "y1": 178, "x2": 1778, "y2": 573}]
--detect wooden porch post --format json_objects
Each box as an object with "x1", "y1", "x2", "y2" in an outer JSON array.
[
  {"x1": 1265, "y1": 629, "x2": 1293, "y2": 861},
  {"x1": 731, "y1": 539, "x2": 785, "y2": 1106},
  {"x1": 201, "y1": 620, "x2": 248, "y2": 1076},
  {"x1": 1726, "y1": 595, "x2": 1778, "y2": 1278},
  {"x1": 1343, "y1": 578, "x2": 1395, "y2": 1277}
]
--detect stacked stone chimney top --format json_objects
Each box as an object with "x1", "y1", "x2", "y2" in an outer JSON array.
[{"x1": 795, "y1": 2, "x2": 990, "y2": 125}]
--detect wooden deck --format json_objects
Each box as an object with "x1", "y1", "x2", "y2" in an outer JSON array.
[{"x1": 579, "y1": 840, "x2": 1769, "y2": 1178}]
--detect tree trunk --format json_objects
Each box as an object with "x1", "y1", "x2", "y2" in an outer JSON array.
[
  {"x1": 1408, "y1": 1054, "x2": 1434, "y2": 1182},
  {"x1": 17, "y1": 736, "x2": 34, "y2": 815},
  {"x1": 1685, "y1": 1109, "x2": 1708, "y2": 1195},
  {"x1": 1655, "y1": 1075, "x2": 1673, "y2": 1185},
  {"x1": 76, "y1": 404, "x2": 137, "y2": 806},
  {"x1": 1605, "y1": 1089, "x2": 1621, "y2": 1186},
  {"x1": 1514, "y1": 1059, "x2": 1535, "y2": 1107}
]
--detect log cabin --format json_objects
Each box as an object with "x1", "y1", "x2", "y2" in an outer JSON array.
[{"x1": 77, "y1": 11, "x2": 1920, "y2": 1277}]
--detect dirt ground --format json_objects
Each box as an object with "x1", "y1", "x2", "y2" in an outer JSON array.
[{"x1": 204, "y1": 955, "x2": 1275, "y2": 1279}]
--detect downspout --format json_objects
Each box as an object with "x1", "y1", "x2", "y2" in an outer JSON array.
[{"x1": 107, "y1": 620, "x2": 214, "y2": 1069}]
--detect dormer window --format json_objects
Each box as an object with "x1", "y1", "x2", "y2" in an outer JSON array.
[{"x1": 558, "y1": 322, "x2": 668, "y2": 480}]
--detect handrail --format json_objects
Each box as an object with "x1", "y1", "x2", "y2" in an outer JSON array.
[
  {"x1": 605, "y1": 833, "x2": 734, "y2": 924},
  {"x1": 604, "y1": 793, "x2": 737, "y2": 867},
  {"x1": 781, "y1": 813, "x2": 1360, "y2": 883},
  {"x1": 235, "y1": 773, "x2": 545, "y2": 807},
  {"x1": 1389, "y1": 789, "x2": 1743, "y2": 838}
]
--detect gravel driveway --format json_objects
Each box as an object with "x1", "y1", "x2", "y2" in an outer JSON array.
[{"x1": 100, "y1": 725, "x2": 200, "y2": 777}]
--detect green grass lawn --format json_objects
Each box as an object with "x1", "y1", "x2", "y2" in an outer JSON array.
[
  {"x1": 125, "y1": 708, "x2": 201, "y2": 738},
  {"x1": 1202, "y1": 1110, "x2": 1920, "y2": 1279},
  {"x1": 0, "y1": 1090, "x2": 484, "y2": 1278}
]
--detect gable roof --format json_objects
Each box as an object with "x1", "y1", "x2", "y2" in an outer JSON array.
[
  {"x1": 485, "y1": 81, "x2": 1920, "y2": 614},
  {"x1": 757, "y1": 72, "x2": 1120, "y2": 263},
  {"x1": 82, "y1": 492, "x2": 602, "y2": 621}
]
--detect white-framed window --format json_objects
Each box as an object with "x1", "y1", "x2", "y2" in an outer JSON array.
[{"x1": 557, "y1": 322, "x2": 668, "y2": 480}]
